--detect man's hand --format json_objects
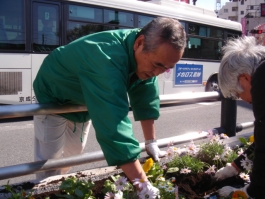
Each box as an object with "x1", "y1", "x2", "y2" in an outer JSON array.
[
  {"x1": 137, "y1": 181, "x2": 160, "y2": 198},
  {"x1": 214, "y1": 163, "x2": 238, "y2": 181},
  {"x1": 145, "y1": 141, "x2": 167, "y2": 161},
  {"x1": 218, "y1": 184, "x2": 250, "y2": 198}
]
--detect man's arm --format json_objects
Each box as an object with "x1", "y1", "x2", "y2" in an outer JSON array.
[
  {"x1": 140, "y1": 119, "x2": 155, "y2": 140},
  {"x1": 141, "y1": 119, "x2": 167, "y2": 161}
]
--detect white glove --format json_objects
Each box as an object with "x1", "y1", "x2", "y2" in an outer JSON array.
[
  {"x1": 214, "y1": 163, "x2": 238, "y2": 181},
  {"x1": 145, "y1": 142, "x2": 167, "y2": 162},
  {"x1": 137, "y1": 182, "x2": 160, "y2": 199},
  {"x1": 218, "y1": 184, "x2": 250, "y2": 198}
]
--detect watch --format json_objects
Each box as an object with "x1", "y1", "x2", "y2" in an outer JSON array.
[{"x1": 145, "y1": 139, "x2": 157, "y2": 145}]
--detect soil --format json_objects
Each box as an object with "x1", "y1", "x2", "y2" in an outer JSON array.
[
  {"x1": 166, "y1": 172, "x2": 245, "y2": 199},
  {"x1": 0, "y1": 171, "x2": 245, "y2": 199}
]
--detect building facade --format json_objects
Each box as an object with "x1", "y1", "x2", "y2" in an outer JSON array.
[{"x1": 217, "y1": 0, "x2": 265, "y2": 35}]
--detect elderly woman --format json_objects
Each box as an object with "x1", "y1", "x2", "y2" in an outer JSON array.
[{"x1": 217, "y1": 36, "x2": 265, "y2": 199}]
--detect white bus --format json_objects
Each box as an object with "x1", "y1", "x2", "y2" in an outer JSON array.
[{"x1": 0, "y1": 0, "x2": 242, "y2": 104}]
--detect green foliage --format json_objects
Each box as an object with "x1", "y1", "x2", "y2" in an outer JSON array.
[
  {"x1": 197, "y1": 141, "x2": 224, "y2": 165},
  {"x1": 3, "y1": 182, "x2": 35, "y2": 199},
  {"x1": 57, "y1": 176, "x2": 96, "y2": 199},
  {"x1": 167, "y1": 155, "x2": 206, "y2": 173},
  {"x1": 146, "y1": 162, "x2": 164, "y2": 182},
  {"x1": 196, "y1": 140, "x2": 238, "y2": 169},
  {"x1": 155, "y1": 181, "x2": 176, "y2": 199},
  {"x1": 225, "y1": 150, "x2": 238, "y2": 164},
  {"x1": 102, "y1": 175, "x2": 135, "y2": 198}
]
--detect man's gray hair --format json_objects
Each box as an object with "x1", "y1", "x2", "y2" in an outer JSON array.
[
  {"x1": 139, "y1": 17, "x2": 186, "y2": 52},
  {"x1": 218, "y1": 36, "x2": 265, "y2": 98}
]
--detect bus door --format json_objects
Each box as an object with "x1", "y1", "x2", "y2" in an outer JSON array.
[{"x1": 0, "y1": 0, "x2": 31, "y2": 104}]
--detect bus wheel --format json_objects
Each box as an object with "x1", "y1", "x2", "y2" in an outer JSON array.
[{"x1": 206, "y1": 76, "x2": 219, "y2": 92}]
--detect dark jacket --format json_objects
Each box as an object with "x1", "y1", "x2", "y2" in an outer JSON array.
[{"x1": 247, "y1": 60, "x2": 265, "y2": 198}]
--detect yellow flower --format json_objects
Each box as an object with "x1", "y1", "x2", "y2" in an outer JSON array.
[
  {"x1": 249, "y1": 135, "x2": 254, "y2": 143},
  {"x1": 231, "y1": 190, "x2": 248, "y2": 199},
  {"x1": 142, "y1": 158, "x2": 154, "y2": 173}
]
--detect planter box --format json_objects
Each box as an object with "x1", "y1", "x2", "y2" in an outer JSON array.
[{"x1": 0, "y1": 132, "x2": 253, "y2": 199}]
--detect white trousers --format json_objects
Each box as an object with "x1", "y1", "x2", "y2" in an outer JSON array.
[{"x1": 34, "y1": 114, "x2": 91, "y2": 180}]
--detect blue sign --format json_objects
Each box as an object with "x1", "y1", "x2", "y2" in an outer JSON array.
[{"x1": 174, "y1": 64, "x2": 203, "y2": 85}]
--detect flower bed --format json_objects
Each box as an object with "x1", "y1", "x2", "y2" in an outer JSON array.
[{"x1": 0, "y1": 131, "x2": 254, "y2": 199}]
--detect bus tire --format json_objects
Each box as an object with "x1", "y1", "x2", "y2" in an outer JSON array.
[{"x1": 206, "y1": 75, "x2": 219, "y2": 92}]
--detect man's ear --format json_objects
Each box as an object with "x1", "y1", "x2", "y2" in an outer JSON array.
[
  {"x1": 134, "y1": 35, "x2": 145, "y2": 51},
  {"x1": 243, "y1": 73, "x2": 252, "y2": 82}
]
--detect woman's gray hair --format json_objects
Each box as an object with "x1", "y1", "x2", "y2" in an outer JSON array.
[
  {"x1": 139, "y1": 17, "x2": 186, "y2": 52},
  {"x1": 218, "y1": 36, "x2": 265, "y2": 98}
]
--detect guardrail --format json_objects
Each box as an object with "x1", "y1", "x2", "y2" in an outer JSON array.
[{"x1": 0, "y1": 92, "x2": 254, "y2": 180}]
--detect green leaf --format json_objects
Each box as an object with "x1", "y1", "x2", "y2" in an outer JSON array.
[
  {"x1": 239, "y1": 137, "x2": 248, "y2": 145},
  {"x1": 75, "y1": 188, "x2": 84, "y2": 197},
  {"x1": 166, "y1": 167, "x2": 179, "y2": 173}
]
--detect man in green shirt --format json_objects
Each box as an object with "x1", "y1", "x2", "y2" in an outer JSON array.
[{"x1": 33, "y1": 17, "x2": 186, "y2": 192}]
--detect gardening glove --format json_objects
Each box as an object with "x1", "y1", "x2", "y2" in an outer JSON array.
[
  {"x1": 218, "y1": 184, "x2": 251, "y2": 198},
  {"x1": 145, "y1": 140, "x2": 167, "y2": 162},
  {"x1": 214, "y1": 163, "x2": 238, "y2": 181},
  {"x1": 137, "y1": 182, "x2": 160, "y2": 199}
]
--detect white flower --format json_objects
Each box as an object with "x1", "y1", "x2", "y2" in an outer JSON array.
[
  {"x1": 171, "y1": 146, "x2": 181, "y2": 154},
  {"x1": 105, "y1": 191, "x2": 123, "y2": 199},
  {"x1": 104, "y1": 192, "x2": 115, "y2": 199},
  {"x1": 186, "y1": 141, "x2": 199, "y2": 155},
  {"x1": 114, "y1": 176, "x2": 127, "y2": 191},
  {"x1": 180, "y1": 168, "x2": 191, "y2": 174},
  {"x1": 166, "y1": 147, "x2": 176, "y2": 159},
  {"x1": 167, "y1": 141, "x2": 174, "y2": 147},
  {"x1": 224, "y1": 145, "x2": 232, "y2": 153},
  {"x1": 133, "y1": 178, "x2": 148, "y2": 190},
  {"x1": 209, "y1": 134, "x2": 220, "y2": 143},
  {"x1": 239, "y1": 172, "x2": 250, "y2": 181},
  {"x1": 205, "y1": 165, "x2": 216, "y2": 174},
  {"x1": 158, "y1": 181, "x2": 167, "y2": 188},
  {"x1": 207, "y1": 130, "x2": 214, "y2": 138},
  {"x1": 213, "y1": 155, "x2": 220, "y2": 161},
  {"x1": 137, "y1": 183, "x2": 159, "y2": 199},
  {"x1": 220, "y1": 151, "x2": 229, "y2": 161},
  {"x1": 240, "y1": 155, "x2": 253, "y2": 171},
  {"x1": 165, "y1": 186, "x2": 175, "y2": 193},
  {"x1": 237, "y1": 148, "x2": 244, "y2": 156},
  {"x1": 220, "y1": 133, "x2": 229, "y2": 139},
  {"x1": 156, "y1": 174, "x2": 165, "y2": 181}
]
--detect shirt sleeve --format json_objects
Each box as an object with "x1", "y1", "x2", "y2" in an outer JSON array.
[
  {"x1": 128, "y1": 77, "x2": 160, "y2": 121},
  {"x1": 247, "y1": 62, "x2": 265, "y2": 198},
  {"x1": 77, "y1": 63, "x2": 141, "y2": 166}
]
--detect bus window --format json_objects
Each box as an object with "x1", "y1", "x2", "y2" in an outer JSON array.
[
  {"x1": 0, "y1": 0, "x2": 25, "y2": 50},
  {"x1": 188, "y1": 24, "x2": 200, "y2": 36},
  {"x1": 68, "y1": 5, "x2": 103, "y2": 23},
  {"x1": 184, "y1": 37, "x2": 202, "y2": 59},
  {"x1": 137, "y1": 15, "x2": 154, "y2": 28},
  {"x1": 184, "y1": 37, "x2": 222, "y2": 60},
  {"x1": 201, "y1": 39, "x2": 222, "y2": 60},
  {"x1": 32, "y1": 2, "x2": 60, "y2": 52},
  {"x1": 104, "y1": 9, "x2": 134, "y2": 27},
  {"x1": 66, "y1": 22, "x2": 117, "y2": 43},
  {"x1": 207, "y1": 27, "x2": 223, "y2": 39}
]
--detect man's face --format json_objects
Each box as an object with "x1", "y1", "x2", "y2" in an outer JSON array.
[
  {"x1": 134, "y1": 35, "x2": 183, "y2": 80},
  {"x1": 238, "y1": 74, "x2": 252, "y2": 104}
]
